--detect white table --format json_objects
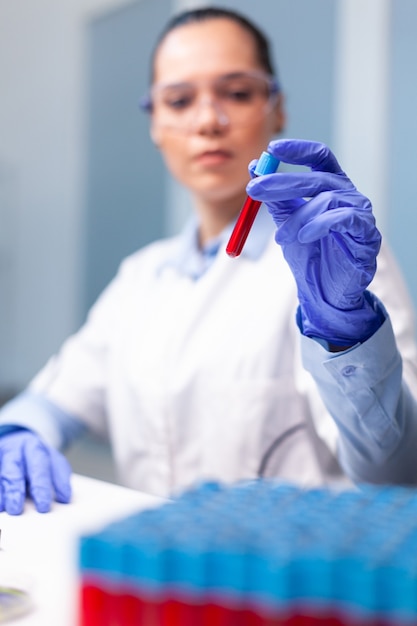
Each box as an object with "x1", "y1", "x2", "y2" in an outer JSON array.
[{"x1": 0, "y1": 474, "x2": 166, "y2": 625}]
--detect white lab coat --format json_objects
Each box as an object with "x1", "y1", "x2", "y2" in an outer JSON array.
[{"x1": 29, "y1": 232, "x2": 417, "y2": 497}]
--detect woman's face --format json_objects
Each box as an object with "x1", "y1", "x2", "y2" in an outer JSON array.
[{"x1": 150, "y1": 18, "x2": 285, "y2": 206}]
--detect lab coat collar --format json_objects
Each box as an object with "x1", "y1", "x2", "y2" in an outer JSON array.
[{"x1": 159, "y1": 204, "x2": 275, "y2": 279}]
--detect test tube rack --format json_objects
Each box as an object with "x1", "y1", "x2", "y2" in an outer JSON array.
[{"x1": 78, "y1": 480, "x2": 417, "y2": 625}]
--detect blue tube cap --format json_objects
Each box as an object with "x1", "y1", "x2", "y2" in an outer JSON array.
[{"x1": 254, "y1": 151, "x2": 280, "y2": 176}]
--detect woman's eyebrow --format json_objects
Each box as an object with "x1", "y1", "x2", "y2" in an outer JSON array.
[{"x1": 156, "y1": 71, "x2": 264, "y2": 89}]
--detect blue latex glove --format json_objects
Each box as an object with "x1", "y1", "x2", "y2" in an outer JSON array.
[
  {"x1": 0, "y1": 430, "x2": 72, "y2": 515},
  {"x1": 247, "y1": 139, "x2": 384, "y2": 346}
]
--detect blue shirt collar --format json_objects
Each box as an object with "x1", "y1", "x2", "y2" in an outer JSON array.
[{"x1": 158, "y1": 204, "x2": 274, "y2": 279}]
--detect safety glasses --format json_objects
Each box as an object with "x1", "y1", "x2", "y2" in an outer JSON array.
[{"x1": 140, "y1": 70, "x2": 280, "y2": 133}]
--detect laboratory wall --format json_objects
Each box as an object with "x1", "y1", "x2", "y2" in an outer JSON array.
[
  {"x1": 0, "y1": 0, "x2": 136, "y2": 394},
  {"x1": 1, "y1": 0, "x2": 417, "y2": 479},
  {"x1": 388, "y1": 0, "x2": 417, "y2": 309}
]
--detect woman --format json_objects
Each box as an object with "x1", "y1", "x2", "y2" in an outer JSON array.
[{"x1": 1, "y1": 7, "x2": 417, "y2": 515}]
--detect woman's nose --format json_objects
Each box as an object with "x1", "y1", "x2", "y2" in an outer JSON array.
[{"x1": 189, "y1": 95, "x2": 229, "y2": 133}]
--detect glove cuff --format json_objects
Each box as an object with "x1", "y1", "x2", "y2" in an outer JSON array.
[{"x1": 297, "y1": 290, "x2": 387, "y2": 346}]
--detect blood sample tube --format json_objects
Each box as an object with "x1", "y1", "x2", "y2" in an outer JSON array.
[{"x1": 226, "y1": 151, "x2": 280, "y2": 258}]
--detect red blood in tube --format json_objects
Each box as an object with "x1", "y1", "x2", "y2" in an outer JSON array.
[{"x1": 226, "y1": 197, "x2": 262, "y2": 258}]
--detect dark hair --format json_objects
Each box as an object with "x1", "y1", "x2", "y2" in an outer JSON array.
[{"x1": 150, "y1": 6, "x2": 277, "y2": 82}]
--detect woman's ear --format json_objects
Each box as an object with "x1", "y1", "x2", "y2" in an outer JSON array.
[{"x1": 273, "y1": 93, "x2": 286, "y2": 135}]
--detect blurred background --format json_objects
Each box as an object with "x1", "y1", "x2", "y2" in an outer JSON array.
[{"x1": 0, "y1": 0, "x2": 416, "y2": 483}]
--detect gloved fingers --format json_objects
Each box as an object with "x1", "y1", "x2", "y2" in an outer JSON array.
[
  {"x1": 274, "y1": 191, "x2": 373, "y2": 244},
  {"x1": 300, "y1": 209, "x2": 381, "y2": 249},
  {"x1": 264, "y1": 197, "x2": 305, "y2": 226},
  {"x1": 49, "y1": 448, "x2": 72, "y2": 504},
  {"x1": 24, "y1": 436, "x2": 53, "y2": 513},
  {"x1": 247, "y1": 170, "x2": 354, "y2": 203},
  {"x1": 266, "y1": 138, "x2": 346, "y2": 174},
  {"x1": 248, "y1": 159, "x2": 258, "y2": 177},
  {"x1": 0, "y1": 446, "x2": 26, "y2": 515},
  {"x1": 281, "y1": 209, "x2": 381, "y2": 262}
]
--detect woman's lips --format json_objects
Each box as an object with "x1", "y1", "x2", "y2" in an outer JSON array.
[{"x1": 194, "y1": 150, "x2": 233, "y2": 166}]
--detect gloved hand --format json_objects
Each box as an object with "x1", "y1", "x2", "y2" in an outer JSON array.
[
  {"x1": 247, "y1": 139, "x2": 384, "y2": 346},
  {"x1": 0, "y1": 430, "x2": 72, "y2": 515}
]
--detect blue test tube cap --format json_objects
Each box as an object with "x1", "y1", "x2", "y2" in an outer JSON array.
[{"x1": 254, "y1": 151, "x2": 280, "y2": 176}]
